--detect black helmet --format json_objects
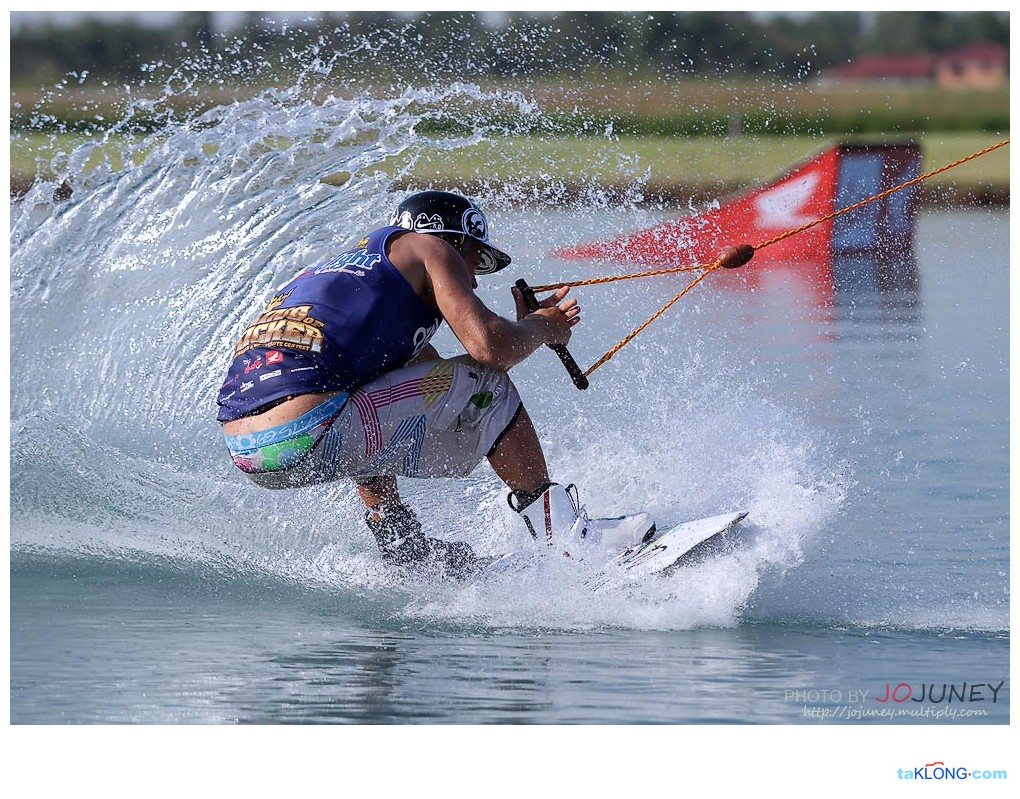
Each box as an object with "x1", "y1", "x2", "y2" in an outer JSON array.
[{"x1": 391, "y1": 190, "x2": 511, "y2": 275}]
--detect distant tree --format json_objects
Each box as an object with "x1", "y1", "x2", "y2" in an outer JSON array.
[
  {"x1": 342, "y1": 10, "x2": 402, "y2": 39},
  {"x1": 868, "y1": 11, "x2": 952, "y2": 54},
  {"x1": 20, "y1": 17, "x2": 172, "y2": 80},
  {"x1": 945, "y1": 10, "x2": 1009, "y2": 48},
  {"x1": 7, "y1": 10, "x2": 1010, "y2": 89},
  {"x1": 679, "y1": 11, "x2": 750, "y2": 73},
  {"x1": 637, "y1": 12, "x2": 688, "y2": 73},
  {"x1": 404, "y1": 11, "x2": 486, "y2": 77},
  {"x1": 761, "y1": 12, "x2": 862, "y2": 73},
  {"x1": 484, "y1": 13, "x2": 563, "y2": 78},
  {"x1": 180, "y1": 11, "x2": 214, "y2": 52}
]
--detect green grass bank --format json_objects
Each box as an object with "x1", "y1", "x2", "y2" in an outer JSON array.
[
  {"x1": 11, "y1": 131, "x2": 1008, "y2": 207},
  {"x1": 10, "y1": 78, "x2": 1009, "y2": 205}
]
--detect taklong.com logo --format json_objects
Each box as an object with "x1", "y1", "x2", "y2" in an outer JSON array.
[{"x1": 897, "y1": 762, "x2": 1007, "y2": 781}]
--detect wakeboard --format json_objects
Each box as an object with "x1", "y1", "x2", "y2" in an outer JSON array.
[
  {"x1": 587, "y1": 511, "x2": 748, "y2": 592},
  {"x1": 482, "y1": 511, "x2": 748, "y2": 593}
]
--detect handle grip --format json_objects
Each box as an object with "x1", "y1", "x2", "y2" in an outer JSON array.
[{"x1": 515, "y1": 279, "x2": 589, "y2": 390}]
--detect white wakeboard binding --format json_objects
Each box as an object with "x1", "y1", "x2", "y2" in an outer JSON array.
[{"x1": 508, "y1": 482, "x2": 655, "y2": 555}]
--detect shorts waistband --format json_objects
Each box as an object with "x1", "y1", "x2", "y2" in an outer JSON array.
[{"x1": 224, "y1": 393, "x2": 348, "y2": 473}]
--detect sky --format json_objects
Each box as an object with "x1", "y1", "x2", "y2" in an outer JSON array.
[
  {"x1": 12, "y1": 8, "x2": 1009, "y2": 35},
  {"x1": 5, "y1": 9, "x2": 867, "y2": 33},
  {"x1": 9, "y1": 11, "x2": 314, "y2": 32}
]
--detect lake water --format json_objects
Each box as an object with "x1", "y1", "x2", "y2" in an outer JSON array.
[{"x1": 7, "y1": 79, "x2": 1010, "y2": 790}]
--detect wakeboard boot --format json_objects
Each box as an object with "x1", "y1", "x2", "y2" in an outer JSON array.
[
  {"x1": 364, "y1": 502, "x2": 479, "y2": 579},
  {"x1": 508, "y1": 482, "x2": 655, "y2": 554}
]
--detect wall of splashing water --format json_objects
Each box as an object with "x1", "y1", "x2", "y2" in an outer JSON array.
[{"x1": 9, "y1": 31, "x2": 845, "y2": 630}]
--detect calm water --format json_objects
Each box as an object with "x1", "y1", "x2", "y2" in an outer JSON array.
[
  {"x1": 8, "y1": 553, "x2": 1009, "y2": 725},
  {"x1": 8, "y1": 80, "x2": 1008, "y2": 735}
]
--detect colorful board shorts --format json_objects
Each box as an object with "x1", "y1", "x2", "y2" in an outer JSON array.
[
  {"x1": 224, "y1": 393, "x2": 349, "y2": 474},
  {"x1": 224, "y1": 357, "x2": 522, "y2": 489}
]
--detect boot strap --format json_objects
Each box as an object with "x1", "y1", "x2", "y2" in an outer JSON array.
[{"x1": 506, "y1": 481, "x2": 554, "y2": 513}]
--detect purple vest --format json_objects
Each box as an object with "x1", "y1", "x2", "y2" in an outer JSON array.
[{"x1": 216, "y1": 227, "x2": 443, "y2": 422}]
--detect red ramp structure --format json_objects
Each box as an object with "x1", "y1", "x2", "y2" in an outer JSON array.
[{"x1": 555, "y1": 142, "x2": 922, "y2": 296}]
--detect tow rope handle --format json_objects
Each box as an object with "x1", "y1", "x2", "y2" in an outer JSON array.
[{"x1": 515, "y1": 278, "x2": 589, "y2": 390}]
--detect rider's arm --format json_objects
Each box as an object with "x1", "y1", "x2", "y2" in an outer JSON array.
[{"x1": 389, "y1": 232, "x2": 578, "y2": 372}]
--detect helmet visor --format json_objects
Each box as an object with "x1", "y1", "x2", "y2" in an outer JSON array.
[{"x1": 474, "y1": 241, "x2": 512, "y2": 275}]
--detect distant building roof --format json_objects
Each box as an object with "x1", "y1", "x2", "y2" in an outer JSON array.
[
  {"x1": 825, "y1": 42, "x2": 1009, "y2": 86},
  {"x1": 829, "y1": 54, "x2": 935, "y2": 80},
  {"x1": 936, "y1": 42, "x2": 1009, "y2": 69}
]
